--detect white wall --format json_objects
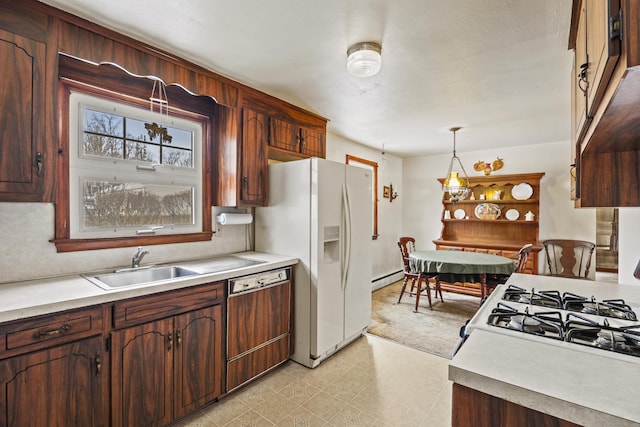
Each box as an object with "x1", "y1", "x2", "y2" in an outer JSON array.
[
  {"x1": 402, "y1": 140, "x2": 596, "y2": 275},
  {"x1": 0, "y1": 203, "x2": 250, "y2": 284},
  {"x1": 325, "y1": 132, "x2": 404, "y2": 288},
  {"x1": 4, "y1": 137, "x2": 632, "y2": 286},
  {"x1": 618, "y1": 208, "x2": 640, "y2": 285}
]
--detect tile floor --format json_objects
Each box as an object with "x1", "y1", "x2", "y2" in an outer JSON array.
[{"x1": 174, "y1": 334, "x2": 452, "y2": 426}]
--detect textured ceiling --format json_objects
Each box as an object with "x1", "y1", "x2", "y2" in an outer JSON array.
[{"x1": 40, "y1": 0, "x2": 574, "y2": 157}]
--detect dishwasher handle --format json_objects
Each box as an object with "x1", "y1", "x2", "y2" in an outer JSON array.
[{"x1": 228, "y1": 268, "x2": 289, "y2": 296}]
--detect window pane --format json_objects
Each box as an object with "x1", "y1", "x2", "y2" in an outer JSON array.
[
  {"x1": 82, "y1": 180, "x2": 194, "y2": 229},
  {"x1": 83, "y1": 109, "x2": 123, "y2": 137},
  {"x1": 82, "y1": 133, "x2": 124, "y2": 158},
  {"x1": 164, "y1": 126, "x2": 193, "y2": 150},
  {"x1": 162, "y1": 147, "x2": 192, "y2": 167},
  {"x1": 82, "y1": 109, "x2": 125, "y2": 158},
  {"x1": 126, "y1": 141, "x2": 159, "y2": 163},
  {"x1": 126, "y1": 118, "x2": 158, "y2": 143}
]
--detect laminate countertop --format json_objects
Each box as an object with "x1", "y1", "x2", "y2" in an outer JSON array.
[
  {"x1": 0, "y1": 251, "x2": 297, "y2": 324},
  {"x1": 450, "y1": 328, "x2": 640, "y2": 426}
]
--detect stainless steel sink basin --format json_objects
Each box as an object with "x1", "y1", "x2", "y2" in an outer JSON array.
[{"x1": 86, "y1": 266, "x2": 198, "y2": 290}]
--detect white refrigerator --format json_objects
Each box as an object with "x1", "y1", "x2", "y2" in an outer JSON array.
[{"x1": 255, "y1": 158, "x2": 373, "y2": 368}]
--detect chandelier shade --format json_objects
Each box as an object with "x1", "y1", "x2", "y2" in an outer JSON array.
[{"x1": 442, "y1": 127, "x2": 470, "y2": 202}]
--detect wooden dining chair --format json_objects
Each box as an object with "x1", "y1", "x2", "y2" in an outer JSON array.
[
  {"x1": 396, "y1": 237, "x2": 442, "y2": 311},
  {"x1": 485, "y1": 243, "x2": 535, "y2": 292},
  {"x1": 542, "y1": 239, "x2": 596, "y2": 280},
  {"x1": 513, "y1": 243, "x2": 534, "y2": 274}
]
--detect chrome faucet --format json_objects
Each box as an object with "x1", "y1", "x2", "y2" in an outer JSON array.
[{"x1": 132, "y1": 246, "x2": 149, "y2": 268}]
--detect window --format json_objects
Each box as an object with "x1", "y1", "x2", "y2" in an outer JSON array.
[
  {"x1": 53, "y1": 67, "x2": 214, "y2": 252},
  {"x1": 346, "y1": 155, "x2": 379, "y2": 240},
  {"x1": 68, "y1": 91, "x2": 203, "y2": 239}
]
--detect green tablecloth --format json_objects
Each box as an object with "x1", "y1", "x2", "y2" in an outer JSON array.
[{"x1": 409, "y1": 250, "x2": 516, "y2": 283}]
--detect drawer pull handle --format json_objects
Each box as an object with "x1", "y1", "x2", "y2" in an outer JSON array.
[
  {"x1": 33, "y1": 324, "x2": 71, "y2": 340},
  {"x1": 167, "y1": 332, "x2": 173, "y2": 351},
  {"x1": 95, "y1": 355, "x2": 102, "y2": 376},
  {"x1": 176, "y1": 331, "x2": 182, "y2": 348}
]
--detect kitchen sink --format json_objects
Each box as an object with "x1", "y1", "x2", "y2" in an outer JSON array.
[{"x1": 86, "y1": 266, "x2": 199, "y2": 290}]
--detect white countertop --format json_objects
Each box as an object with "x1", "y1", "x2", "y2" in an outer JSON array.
[
  {"x1": 0, "y1": 251, "x2": 297, "y2": 323},
  {"x1": 450, "y1": 329, "x2": 640, "y2": 426},
  {"x1": 449, "y1": 273, "x2": 640, "y2": 426}
]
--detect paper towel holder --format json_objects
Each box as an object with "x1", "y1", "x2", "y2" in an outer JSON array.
[{"x1": 215, "y1": 212, "x2": 253, "y2": 225}]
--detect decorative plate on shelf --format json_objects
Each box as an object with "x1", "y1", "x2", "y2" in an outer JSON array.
[
  {"x1": 454, "y1": 208, "x2": 466, "y2": 219},
  {"x1": 474, "y1": 203, "x2": 501, "y2": 220},
  {"x1": 511, "y1": 182, "x2": 534, "y2": 200},
  {"x1": 505, "y1": 208, "x2": 520, "y2": 221}
]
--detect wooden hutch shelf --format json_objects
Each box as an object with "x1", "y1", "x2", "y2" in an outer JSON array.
[{"x1": 434, "y1": 172, "x2": 545, "y2": 296}]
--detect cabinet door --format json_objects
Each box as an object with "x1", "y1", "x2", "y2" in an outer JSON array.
[
  {"x1": 299, "y1": 126, "x2": 325, "y2": 158},
  {"x1": 174, "y1": 305, "x2": 223, "y2": 418},
  {"x1": 573, "y1": 0, "x2": 588, "y2": 143},
  {"x1": 240, "y1": 109, "x2": 268, "y2": 205},
  {"x1": 585, "y1": 0, "x2": 620, "y2": 116},
  {"x1": 111, "y1": 318, "x2": 173, "y2": 427},
  {"x1": 0, "y1": 28, "x2": 46, "y2": 200},
  {"x1": 0, "y1": 336, "x2": 105, "y2": 427},
  {"x1": 269, "y1": 117, "x2": 299, "y2": 152}
]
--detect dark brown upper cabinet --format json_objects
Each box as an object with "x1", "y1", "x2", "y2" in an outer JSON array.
[
  {"x1": 569, "y1": 0, "x2": 640, "y2": 207},
  {"x1": 239, "y1": 108, "x2": 269, "y2": 206},
  {"x1": 0, "y1": 3, "x2": 56, "y2": 202},
  {"x1": 269, "y1": 117, "x2": 326, "y2": 161},
  {"x1": 0, "y1": 0, "x2": 327, "y2": 210}
]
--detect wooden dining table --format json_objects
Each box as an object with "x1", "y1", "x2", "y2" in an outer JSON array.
[{"x1": 409, "y1": 250, "x2": 516, "y2": 300}]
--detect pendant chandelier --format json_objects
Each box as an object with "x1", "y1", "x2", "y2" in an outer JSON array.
[{"x1": 442, "y1": 127, "x2": 470, "y2": 202}]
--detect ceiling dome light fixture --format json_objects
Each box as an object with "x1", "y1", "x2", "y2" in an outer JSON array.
[
  {"x1": 442, "y1": 127, "x2": 470, "y2": 203},
  {"x1": 347, "y1": 42, "x2": 382, "y2": 77}
]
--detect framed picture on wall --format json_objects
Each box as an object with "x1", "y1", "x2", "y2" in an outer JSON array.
[{"x1": 383, "y1": 185, "x2": 390, "y2": 198}]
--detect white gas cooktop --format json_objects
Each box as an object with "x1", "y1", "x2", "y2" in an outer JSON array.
[
  {"x1": 450, "y1": 273, "x2": 640, "y2": 426},
  {"x1": 465, "y1": 274, "x2": 640, "y2": 362}
]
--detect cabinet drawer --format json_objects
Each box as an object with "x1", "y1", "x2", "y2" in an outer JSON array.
[
  {"x1": 227, "y1": 335, "x2": 289, "y2": 391},
  {"x1": 113, "y1": 281, "x2": 223, "y2": 329},
  {"x1": 0, "y1": 305, "x2": 103, "y2": 359}
]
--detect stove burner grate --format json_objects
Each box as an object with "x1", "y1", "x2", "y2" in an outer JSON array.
[
  {"x1": 487, "y1": 307, "x2": 640, "y2": 358},
  {"x1": 487, "y1": 303, "x2": 564, "y2": 340},
  {"x1": 502, "y1": 285, "x2": 638, "y2": 321},
  {"x1": 565, "y1": 321, "x2": 640, "y2": 357},
  {"x1": 562, "y1": 294, "x2": 637, "y2": 321},
  {"x1": 502, "y1": 285, "x2": 563, "y2": 308}
]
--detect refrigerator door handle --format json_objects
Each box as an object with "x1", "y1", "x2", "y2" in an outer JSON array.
[{"x1": 341, "y1": 183, "x2": 352, "y2": 292}]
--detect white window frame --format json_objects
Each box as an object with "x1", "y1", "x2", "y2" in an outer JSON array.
[{"x1": 68, "y1": 91, "x2": 203, "y2": 239}]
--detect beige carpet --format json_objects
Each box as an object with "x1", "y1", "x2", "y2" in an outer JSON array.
[{"x1": 368, "y1": 280, "x2": 481, "y2": 359}]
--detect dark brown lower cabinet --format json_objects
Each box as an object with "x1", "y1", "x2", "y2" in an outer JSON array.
[
  {"x1": 0, "y1": 336, "x2": 106, "y2": 427},
  {"x1": 452, "y1": 384, "x2": 580, "y2": 427},
  {"x1": 0, "y1": 273, "x2": 291, "y2": 427},
  {"x1": 111, "y1": 305, "x2": 223, "y2": 427}
]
